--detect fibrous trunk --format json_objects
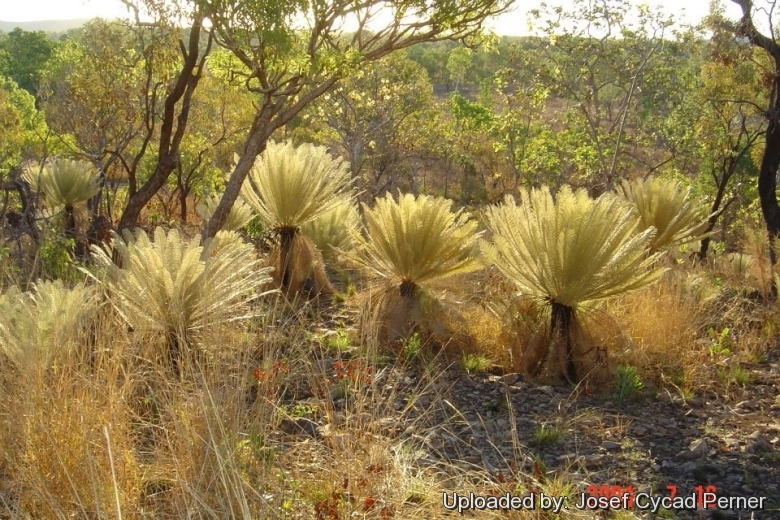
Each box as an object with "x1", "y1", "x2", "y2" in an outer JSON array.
[{"x1": 550, "y1": 301, "x2": 577, "y2": 383}]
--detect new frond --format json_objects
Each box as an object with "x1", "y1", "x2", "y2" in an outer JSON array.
[
  {"x1": 483, "y1": 186, "x2": 663, "y2": 308},
  {"x1": 240, "y1": 140, "x2": 353, "y2": 232},
  {"x1": 618, "y1": 176, "x2": 710, "y2": 252},
  {"x1": 91, "y1": 227, "x2": 272, "y2": 338},
  {"x1": 350, "y1": 192, "x2": 482, "y2": 294},
  {"x1": 23, "y1": 159, "x2": 100, "y2": 211},
  {"x1": 0, "y1": 280, "x2": 97, "y2": 375},
  {"x1": 299, "y1": 199, "x2": 361, "y2": 260},
  {"x1": 197, "y1": 194, "x2": 254, "y2": 231}
]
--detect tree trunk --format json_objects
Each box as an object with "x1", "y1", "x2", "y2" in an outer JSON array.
[
  {"x1": 757, "y1": 116, "x2": 780, "y2": 291},
  {"x1": 117, "y1": 155, "x2": 179, "y2": 231},
  {"x1": 731, "y1": 0, "x2": 780, "y2": 296},
  {"x1": 116, "y1": 16, "x2": 210, "y2": 234},
  {"x1": 202, "y1": 121, "x2": 272, "y2": 240}
]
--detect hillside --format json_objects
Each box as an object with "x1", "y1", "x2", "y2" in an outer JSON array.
[{"x1": 0, "y1": 18, "x2": 90, "y2": 33}]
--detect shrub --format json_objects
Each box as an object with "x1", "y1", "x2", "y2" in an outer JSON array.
[
  {"x1": 23, "y1": 159, "x2": 100, "y2": 238},
  {"x1": 617, "y1": 176, "x2": 710, "y2": 253},
  {"x1": 483, "y1": 186, "x2": 663, "y2": 383},
  {"x1": 299, "y1": 199, "x2": 360, "y2": 261},
  {"x1": 240, "y1": 141, "x2": 353, "y2": 295},
  {"x1": 349, "y1": 192, "x2": 482, "y2": 341},
  {"x1": 0, "y1": 279, "x2": 97, "y2": 377},
  {"x1": 91, "y1": 227, "x2": 273, "y2": 373},
  {"x1": 196, "y1": 194, "x2": 254, "y2": 232}
]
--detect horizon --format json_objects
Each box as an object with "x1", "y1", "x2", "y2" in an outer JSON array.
[{"x1": 0, "y1": 1, "x2": 746, "y2": 37}]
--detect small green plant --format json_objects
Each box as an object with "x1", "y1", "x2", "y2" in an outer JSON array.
[
  {"x1": 245, "y1": 215, "x2": 266, "y2": 240},
  {"x1": 717, "y1": 366, "x2": 752, "y2": 387},
  {"x1": 614, "y1": 364, "x2": 644, "y2": 402},
  {"x1": 235, "y1": 432, "x2": 275, "y2": 466},
  {"x1": 283, "y1": 403, "x2": 319, "y2": 418},
  {"x1": 401, "y1": 332, "x2": 422, "y2": 363},
  {"x1": 323, "y1": 329, "x2": 352, "y2": 353},
  {"x1": 533, "y1": 424, "x2": 562, "y2": 448},
  {"x1": 708, "y1": 327, "x2": 733, "y2": 357},
  {"x1": 39, "y1": 235, "x2": 76, "y2": 280},
  {"x1": 461, "y1": 353, "x2": 491, "y2": 374}
]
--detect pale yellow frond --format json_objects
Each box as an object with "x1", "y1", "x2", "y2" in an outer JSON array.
[
  {"x1": 23, "y1": 159, "x2": 100, "y2": 211},
  {"x1": 240, "y1": 140, "x2": 353, "y2": 231},
  {"x1": 349, "y1": 192, "x2": 482, "y2": 291},
  {"x1": 91, "y1": 227, "x2": 272, "y2": 337},
  {"x1": 196, "y1": 194, "x2": 255, "y2": 231},
  {"x1": 0, "y1": 280, "x2": 97, "y2": 375},
  {"x1": 299, "y1": 199, "x2": 360, "y2": 260},
  {"x1": 618, "y1": 176, "x2": 710, "y2": 252},
  {"x1": 483, "y1": 186, "x2": 663, "y2": 308}
]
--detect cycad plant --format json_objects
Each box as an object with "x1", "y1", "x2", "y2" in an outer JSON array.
[
  {"x1": 349, "y1": 192, "x2": 482, "y2": 341},
  {"x1": 618, "y1": 176, "x2": 710, "y2": 253},
  {"x1": 0, "y1": 280, "x2": 97, "y2": 378},
  {"x1": 299, "y1": 199, "x2": 361, "y2": 261},
  {"x1": 91, "y1": 227, "x2": 272, "y2": 374},
  {"x1": 483, "y1": 186, "x2": 663, "y2": 383},
  {"x1": 196, "y1": 193, "x2": 254, "y2": 232},
  {"x1": 23, "y1": 159, "x2": 100, "y2": 238},
  {"x1": 241, "y1": 140, "x2": 353, "y2": 295}
]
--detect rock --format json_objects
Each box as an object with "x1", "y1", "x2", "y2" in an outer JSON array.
[
  {"x1": 501, "y1": 373, "x2": 522, "y2": 385},
  {"x1": 688, "y1": 396, "x2": 705, "y2": 408},
  {"x1": 736, "y1": 400, "x2": 759, "y2": 411},
  {"x1": 279, "y1": 417, "x2": 320, "y2": 438},
  {"x1": 462, "y1": 455, "x2": 482, "y2": 464},
  {"x1": 677, "y1": 439, "x2": 709, "y2": 460},
  {"x1": 602, "y1": 441, "x2": 622, "y2": 451},
  {"x1": 746, "y1": 431, "x2": 773, "y2": 453}
]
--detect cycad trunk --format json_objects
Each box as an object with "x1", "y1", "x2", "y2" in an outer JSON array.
[
  {"x1": 63, "y1": 204, "x2": 76, "y2": 240},
  {"x1": 279, "y1": 228, "x2": 297, "y2": 289},
  {"x1": 550, "y1": 302, "x2": 577, "y2": 383}
]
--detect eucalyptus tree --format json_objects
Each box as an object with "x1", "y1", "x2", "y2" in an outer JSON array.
[
  {"x1": 521, "y1": 0, "x2": 683, "y2": 191},
  {"x1": 299, "y1": 53, "x2": 438, "y2": 200},
  {"x1": 717, "y1": 0, "x2": 780, "y2": 288},
  {"x1": 200, "y1": 0, "x2": 514, "y2": 239}
]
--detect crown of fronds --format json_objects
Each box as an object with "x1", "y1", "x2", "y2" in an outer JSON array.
[
  {"x1": 91, "y1": 227, "x2": 273, "y2": 337},
  {"x1": 196, "y1": 194, "x2": 254, "y2": 232},
  {"x1": 349, "y1": 192, "x2": 482, "y2": 290},
  {"x1": 618, "y1": 176, "x2": 710, "y2": 252},
  {"x1": 23, "y1": 159, "x2": 100, "y2": 211},
  {"x1": 483, "y1": 186, "x2": 663, "y2": 308},
  {"x1": 300, "y1": 199, "x2": 361, "y2": 259},
  {"x1": 241, "y1": 141, "x2": 353, "y2": 231},
  {"x1": 0, "y1": 280, "x2": 97, "y2": 374}
]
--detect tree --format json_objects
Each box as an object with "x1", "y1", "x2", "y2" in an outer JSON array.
[
  {"x1": 0, "y1": 28, "x2": 55, "y2": 95},
  {"x1": 200, "y1": 0, "x2": 513, "y2": 240},
  {"x1": 112, "y1": 0, "x2": 215, "y2": 233},
  {"x1": 40, "y1": 20, "x2": 149, "y2": 216},
  {"x1": 684, "y1": 23, "x2": 766, "y2": 259},
  {"x1": 521, "y1": 0, "x2": 683, "y2": 191},
  {"x1": 718, "y1": 0, "x2": 780, "y2": 288},
  {"x1": 483, "y1": 186, "x2": 663, "y2": 383},
  {"x1": 299, "y1": 53, "x2": 438, "y2": 200}
]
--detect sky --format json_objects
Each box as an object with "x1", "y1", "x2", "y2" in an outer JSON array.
[{"x1": 1, "y1": 0, "x2": 745, "y2": 36}]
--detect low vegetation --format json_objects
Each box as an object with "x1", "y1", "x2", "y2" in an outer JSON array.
[{"x1": 2, "y1": 0, "x2": 780, "y2": 517}]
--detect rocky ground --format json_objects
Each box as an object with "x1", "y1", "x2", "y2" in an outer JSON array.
[{"x1": 271, "y1": 322, "x2": 780, "y2": 520}]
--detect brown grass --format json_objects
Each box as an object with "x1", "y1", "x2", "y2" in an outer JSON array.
[{"x1": 2, "y1": 224, "x2": 779, "y2": 519}]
